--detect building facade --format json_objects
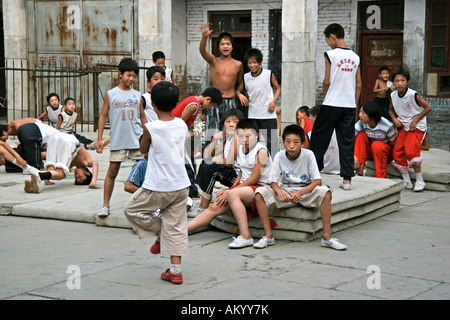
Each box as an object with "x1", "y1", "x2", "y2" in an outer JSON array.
[{"x1": 1, "y1": 0, "x2": 449, "y2": 147}]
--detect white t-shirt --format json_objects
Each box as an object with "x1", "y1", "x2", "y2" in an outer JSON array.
[
  {"x1": 142, "y1": 118, "x2": 190, "y2": 192},
  {"x1": 390, "y1": 88, "x2": 427, "y2": 131},
  {"x1": 323, "y1": 48, "x2": 360, "y2": 108},
  {"x1": 34, "y1": 120, "x2": 59, "y2": 145},
  {"x1": 269, "y1": 149, "x2": 322, "y2": 193},
  {"x1": 235, "y1": 142, "x2": 272, "y2": 184},
  {"x1": 244, "y1": 69, "x2": 276, "y2": 119},
  {"x1": 142, "y1": 92, "x2": 158, "y2": 122}
]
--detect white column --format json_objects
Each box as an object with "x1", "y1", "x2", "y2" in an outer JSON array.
[{"x1": 281, "y1": 0, "x2": 318, "y2": 128}]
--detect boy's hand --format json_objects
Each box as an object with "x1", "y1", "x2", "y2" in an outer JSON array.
[
  {"x1": 410, "y1": 119, "x2": 417, "y2": 131},
  {"x1": 96, "y1": 140, "x2": 104, "y2": 154},
  {"x1": 215, "y1": 189, "x2": 229, "y2": 207},
  {"x1": 277, "y1": 190, "x2": 292, "y2": 202},
  {"x1": 238, "y1": 94, "x2": 249, "y2": 106},
  {"x1": 291, "y1": 190, "x2": 305, "y2": 203},
  {"x1": 200, "y1": 23, "x2": 213, "y2": 38},
  {"x1": 89, "y1": 183, "x2": 101, "y2": 189},
  {"x1": 268, "y1": 101, "x2": 276, "y2": 113}
]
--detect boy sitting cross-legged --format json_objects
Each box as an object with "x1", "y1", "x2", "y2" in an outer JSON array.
[{"x1": 254, "y1": 124, "x2": 347, "y2": 250}]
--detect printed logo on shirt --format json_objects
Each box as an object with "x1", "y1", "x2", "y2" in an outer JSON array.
[
  {"x1": 281, "y1": 170, "x2": 312, "y2": 187},
  {"x1": 337, "y1": 59, "x2": 357, "y2": 72},
  {"x1": 114, "y1": 99, "x2": 139, "y2": 109}
]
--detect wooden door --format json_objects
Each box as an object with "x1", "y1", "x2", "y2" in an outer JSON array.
[{"x1": 360, "y1": 33, "x2": 403, "y2": 104}]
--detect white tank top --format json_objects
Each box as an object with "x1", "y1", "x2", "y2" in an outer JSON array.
[
  {"x1": 142, "y1": 92, "x2": 158, "y2": 122},
  {"x1": 108, "y1": 86, "x2": 143, "y2": 150},
  {"x1": 46, "y1": 104, "x2": 63, "y2": 126},
  {"x1": 323, "y1": 48, "x2": 360, "y2": 108},
  {"x1": 244, "y1": 69, "x2": 276, "y2": 119},
  {"x1": 142, "y1": 118, "x2": 190, "y2": 192},
  {"x1": 59, "y1": 111, "x2": 77, "y2": 133},
  {"x1": 390, "y1": 88, "x2": 427, "y2": 131},
  {"x1": 235, "y1": 142, "x2": 272, "y2": 184}
]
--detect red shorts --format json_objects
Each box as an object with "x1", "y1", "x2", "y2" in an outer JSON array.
[{"x1": 229, "y1": 182, "x2": 260, "y2": 219}]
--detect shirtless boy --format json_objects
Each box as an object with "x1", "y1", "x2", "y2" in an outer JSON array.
[{"x1": 199, "y1": 23, "x2": 244, "y2": 143}]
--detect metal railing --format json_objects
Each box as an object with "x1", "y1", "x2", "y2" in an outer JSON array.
[{"x1": 1, "y1": 60, "x2": 148, "y2": 132}]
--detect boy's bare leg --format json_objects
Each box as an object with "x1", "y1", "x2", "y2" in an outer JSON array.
[
  {"x1": 255, "y1": 193, "x2": 273, "y2": 238},
  {"x1": 227, "y1": 187, "x2": 256, "y2": 239},
  {"x1": 199, "y1": 196, "x2": 211, "y2": 210},
  {"x1": 103, "y1": 161, "x2": 121, "y2": 209},
  {"x1": 320, "y1": 191, "x2": 332, "y2": 240},
  {"x1": 188, "y1": 202, "x2": 229, "y2": 233}
]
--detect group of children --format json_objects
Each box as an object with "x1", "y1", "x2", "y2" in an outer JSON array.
[{"x1": 0, "y1": 22, "x2": 432, "y2": 286}]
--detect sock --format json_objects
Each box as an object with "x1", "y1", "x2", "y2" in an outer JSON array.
[
  {"x1": 39, "y1": 172, "x2": 52, "y2": 180},
  {"x1": 170, "y1": 264, "x2": 182, "y2": 274},
  {"x1": 415, "y1": 172, "x2": 424, "y2": 183},
  {"x1": 401, "y1": 173, "x2": 412, "y2": 185}
]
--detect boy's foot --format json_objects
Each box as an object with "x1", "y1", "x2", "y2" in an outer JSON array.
[
  {"x1": 339, "y1": 182, "x2": 352, "y2": 191},
  {"x1": 253, "y1": 235, "x2": 275, "y2": 249},
  {"x1": 413, "y1": 181, "x2": 426, "y2": 192},
  {"x1": 404, "y1": 181, "x2": 414, "y2": 190},
  {"x1": 228, "y1": 235, "x2": 254, "y2": 248},
  {"x1": 321, "y1": 238, "x2": 347, "y2": 250},
  {"x1": 30, "y1": 173, "x2": 43, "y2": 193},
  {"x1": 97, "y1": 207, "x2": 110, "y2": 218},
  {"x1": 24, "y1": 178, "x2": 33, "y2": 193},
  {"x1": 161, "y1": 268, "x2": 183, "y2": 284},
  {"x1": 150, "y1": 240, "x2": 160, "y2": 254}
]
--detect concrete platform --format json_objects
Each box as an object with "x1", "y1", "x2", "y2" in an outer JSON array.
[
  {"x1": 210, "y1": 175, "x2": 404, "y2": 242},
  {"x1": 365, "y1": 148, "x2": 450, "y2": 192}
]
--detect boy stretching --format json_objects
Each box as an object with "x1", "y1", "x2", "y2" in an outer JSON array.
[
  {"x1": 188, "y1": 119, "x2": 272, "y2": 249},
  {"x1": 96, "y1": 58, "x2": 143, "y2": 217},
  {"x1": 255, "y1": 125, "x2": 347, "y2": 250},
  {"x1": 124, "y1": 81, "x2": 191, "y2": 285}
]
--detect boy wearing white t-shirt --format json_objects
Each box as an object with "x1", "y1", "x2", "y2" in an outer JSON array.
[
  {"x1": 309, "y1": 23, "x2": 362, "y2": 191},
  {"x1": 255, "y1": 125, "x2": 347, "y2": 250},
  {"x1": 124, "y1": 81, "x2": 191, "y2": 285}
]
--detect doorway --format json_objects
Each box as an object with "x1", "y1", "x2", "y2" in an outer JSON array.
[{"x1": 359, "y1": 33, "x2": 403, "y2": 104}]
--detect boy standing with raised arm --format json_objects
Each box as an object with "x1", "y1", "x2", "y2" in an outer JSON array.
[
  {"x1": 124, "y1": 81, "x2": 191, "y2": 285},
  {"x1": 309, "y1": 23, "x2": 362, "y2": 191},
  {"x1": 96, "y1": 58, "x2": 143, "y2": 217},
  {"x1": 199, "y1": 23, "x2": 244, "y2": 143}
]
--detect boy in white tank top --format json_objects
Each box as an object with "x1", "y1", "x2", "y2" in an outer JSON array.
[
  {"x1": 96, "y1": 58, "x2": 143, "y2": 217},
  {"x1": 309, "y1": 23, "x2": 362, "y2": 191},
  {"x1": 124, "y1": 81, "x2": 190, "y2": 284},
  {"x1": 389, "y1": 68, "x2": 432, "y2": 191},
  {"x1": 37, "y1": 93, "x2": 63, "y2": 127}
]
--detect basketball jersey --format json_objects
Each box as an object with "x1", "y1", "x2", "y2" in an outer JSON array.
[
  {"x1": 46, "y1": 104, "x2": 63, "y2": 126},
  {"x1": 142, "y1": 118, "x2": 190, "y2": 192},
  {"x1": 108, "y1": 86, "x2": 143, "y2": 150},
  {"x1": 244, "y1": 69, "x2": 276, "y2": 119},
  {"x1": 142, "y1": 92, "x2": 158, "y2": 122},
  {"x1": 59, "y1": 111, "x2": 77, "y2": 133},
  {"x1": 390, "y1": 88, "x2": 427, "y2": 131},
  {"x1": 172, "y1": 96, "x2": 200, "y2": 129},
  {"x1": 323, "y1": 48, "x2": 360, "y2": 108},
  {"x1": 235, "y1": 142, "x2": 272, "y2": 184}
]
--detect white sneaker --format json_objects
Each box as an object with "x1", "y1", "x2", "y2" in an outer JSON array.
[
  {"x1": 339, "y1": 182, "x2": 352, "y2": 191},
  {"x1": 253, "y1": 236, "x2": 275, "y2": 249},
  {"x1": 97, "y1": 207, "x2": 110, "y2": 217},
  {"x1": 404, "y1": 181, "x2": 414, "y2": 190},
  {"x1": 321, "y1": 238, "x2": 347, "y2": 250},
  {"x1": 413, "y1": 181, "x2": 426, "y2": 192},
  {"x1": 22, "y1": 165, "x2": 40, "y2": 175},
  {"x1": 187, "y1": 207, "x2": 204, "y2": 218},
  {"x1": 228, "y1": 235, "x2": 254, "y2": 249}
]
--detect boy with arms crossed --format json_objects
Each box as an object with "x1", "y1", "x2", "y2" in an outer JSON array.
[
  {"x1": 124, "y1": 82, "x2": 190, "y2": 285},
  {"x1": 96, "y1": 58, "x2": 143, "y2": 217}
]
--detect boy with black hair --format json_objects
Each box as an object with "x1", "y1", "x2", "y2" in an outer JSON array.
[
  {"x1": 37, "y1": 93, "x2": 63, "y2": 127},
  {"x1": 152, "y1": 51, "x2": 176, "y2": 85},
  {"x1": 140, "y1": 65, "x2": 166, "y2": 125},
  {"x1": 237, "y1": 47, "x2": 281, "y2": 157},
  {"x1": 255, "y1": 124, "x2": 347, "y2": 250},
  {"x1": 124, "y1": 81, "x2": 191, "y2": 285},
  {"x1": 309, "y1": 23, "x2": 362, "y2": 191},
  {"x1": 96, "y1": 57, "x2": 143, "y2": 217},
  {"x1": 188, "y1": 119, "x2": 272, "y2": 249}
]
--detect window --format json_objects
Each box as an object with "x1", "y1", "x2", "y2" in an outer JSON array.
[{"x1": 427, "y1": 0, "x2": 450, "y2": 95}]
